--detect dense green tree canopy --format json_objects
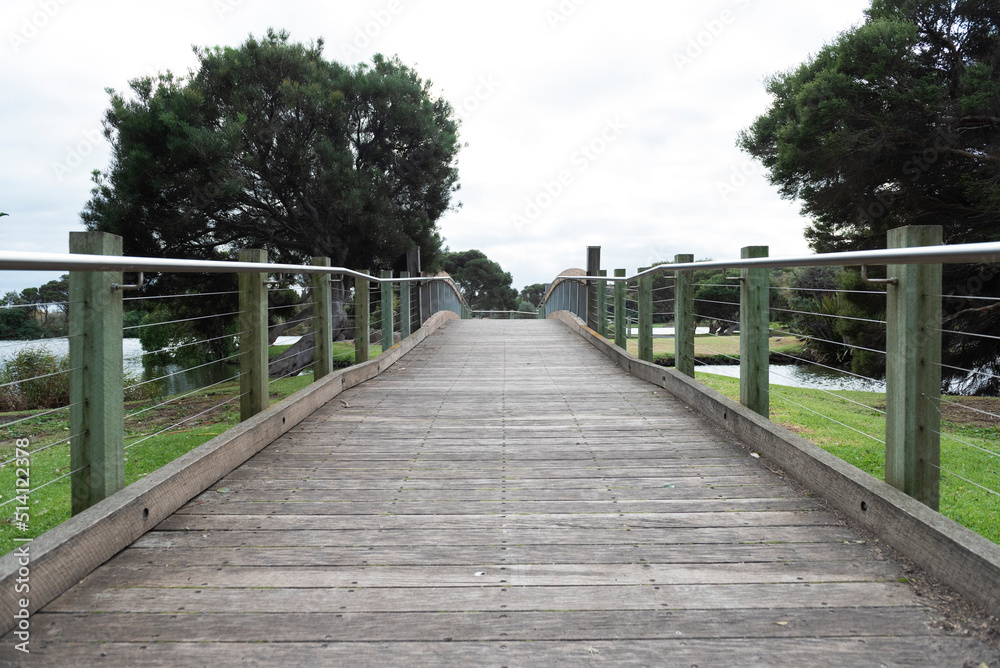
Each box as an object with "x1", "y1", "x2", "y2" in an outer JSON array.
[
  {"x1": 740, "y1": 0, "x2": 1000, "y2": 392},
  {"x1": 441, "y1": 250, "x2": 518, "y2": 311},
  {"x1": 739, "y1": 0, "x2": 1000, "y2": 252},
  {"x1": 83, "y1": 29, "x2": 461, "y2": 271},
  {"x1": 81, "y1": 30, "x2": 461, "y2": 364},
  {"x1": 519, "y1": 283, "x2": 546, "y2": 308}
]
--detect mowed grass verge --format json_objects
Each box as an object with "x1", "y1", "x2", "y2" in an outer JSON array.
[{"x1": 696, "y1": 372, "x2": 1000, "y2": 546}]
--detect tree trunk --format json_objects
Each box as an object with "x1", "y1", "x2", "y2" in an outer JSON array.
[
  {"x1": 268, "y1": 331, "x2": 315, "y2": 379},
  {"x1": 267, "y1": 278, "x2": 352, "y2": 378}
]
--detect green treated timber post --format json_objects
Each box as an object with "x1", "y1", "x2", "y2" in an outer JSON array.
[
  {"x1": 239, "y1": 249, "x2": 269, "y2": 421},
  {"x1": 597, "y1": 270, "x2": 608, "y2": 337},
  {"x1": 587, "y1": 246, "x2": 601, "y2": 330},
  {"x1": 674, "y1": 254, "x2": 695, "y2": 378},
  {"x1": 400, "y1": 272, "x2": 412, "y2": 338},
  {"x1": 311, "y1": 257, "x2": 333, "y2": 381},
  {"x1": 638, "y1": 273, "x2": 653, "y2": 362},
  {"x1": 886, "y1": 225, "x2": 942, "y2": 510},
  {"x1": 355, "y1": 271, "x2": 370, "y2": 364},
  {"x1": 381, "y1": 270, "x2": 394, "y2": 350},
  {"x1": 69, "y1": 231, "x2": 125, "y2": 515},
  {"x1": 614, "y1": 269, "x2": 627, "y2": 349},
  {"x1": 740, "y1": 246, "x2": 769, "y2": 418}
]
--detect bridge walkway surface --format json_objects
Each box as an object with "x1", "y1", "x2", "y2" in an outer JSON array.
[{"x1": 4, "y1": 319, "x2": 998, "y2": 666}]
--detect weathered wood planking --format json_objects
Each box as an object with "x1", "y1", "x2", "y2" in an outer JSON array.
[
  {"x1": 10, "y1": 638, "x2": 992, "y2": 667},
  {"x1": 3, "y1": 319, "x2": 996, "y2": 666}
]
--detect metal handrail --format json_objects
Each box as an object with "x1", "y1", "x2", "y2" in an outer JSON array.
[
  {"x1": 556, "y1": 241, "x2": 1000, "y2": 283},
  {"x1": 0, "y1": 250, "x2": 448, "y2": 285}
]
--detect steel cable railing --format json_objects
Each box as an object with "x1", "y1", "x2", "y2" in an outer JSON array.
[
  {"x1": 540, "y1": 242, "x2": 999, "y2": 546},
  {"x1": 0, "y1": 248, "x2": 468, "y2": 555}
]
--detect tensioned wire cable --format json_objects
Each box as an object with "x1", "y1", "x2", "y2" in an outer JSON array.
[
  {"x1": 124, "y1": 290, "x2": 240, "y2": 302},
  {"x1": 0, "y1": 465, "x2": 86, "y2": 509},
  {"x1": 691, "y1": 336, "x2": 887, "y2": 434},
  {"x1": 269, "y1": 345, "x2": 318, "y2": 368},
  {"x1": 938, "y1": 328, "x2": 1000, "y2": 342},
  {"x1": 0, "y1": 430, "x2": 84, "y2": 467},
  {"x1": 938, "y1": 363, "x2": 1000, "y2": 384},
  {"x1": 0, "y1": 367, "x2": 79, "y2": 390},
  {"x1": 924, "y1": 461, "x2": 1000, "y2": 498},
  {"x1": 0, "y1": 403, "x2": 79, "y2": 433},
  {"x1": 773, "y1": 286, "x2": 883, "y2": 296},
  {"x1": 124, "y1": 391, "x2": 248, "y2": 453},
  {"x1": 770, "y1": 350, "x2": 887, "y2": 390},
  {"x1": 770, "y1": 306, "x2": 886, "y2": 325},
  {"x1": 933, "y1": 395, "x2": 1000, "y2": 423},
  {"x1": 124, "y1": 310, "x2": 242, "y2": 331},
  {"x1": 932, "y1": 294, "x2": 1000, "y2": 302},
  {"x1": 766, "y1": 388, "x2": 886, "y2": 445},
  {"x1": 769, "y1": 327, "x2": 887, "y2": 357},
  {"x1": 268, "y1": 315, "x2": 313, "y2": 330},
  {"x1": 124, "y1": 332, "x2": 247, "y2": 361},
  {"x1": 125, "y1": 373, "x2": 245, "y2": 421},
  {"x1": 124, "y1": 351, "x2": 242, "y2": 391}
]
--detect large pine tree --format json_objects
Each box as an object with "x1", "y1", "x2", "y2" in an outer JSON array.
[{"x1": 740, "y1": 1, "x2": 1000, "y2": 392}]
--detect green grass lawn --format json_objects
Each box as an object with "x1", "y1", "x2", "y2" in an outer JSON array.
[
  {"x1": 697, "y1": 372, "x2": 1000, "y2": 546},
  {"x1": 0, "y1": 343, "x2": 384, "y2": 555}
]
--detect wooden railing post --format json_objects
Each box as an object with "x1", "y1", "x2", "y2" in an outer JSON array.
[
  {"x1": 638, "y1": 273, "x2": 653, "y2": 362},
  {"x1": 614, "y1": 269, "x2": 627, "y2": 349},
  {"x1": 239, "y1": 249, "x2": 268, "y2": 421},
  {"x1": 381, "y1": 270, "x2": 394, "y2": 350},
  {"x1": 674, "y1": 254, "x2": 695, "y2": 378},
  {"x1": 886, "y1": 225, "x2": 942, "y2": 509},
  {"x1": 355, "y1": 271, "x2": 370, "y2": 364},
  {"x1": 587, "y1": 246, "x2": 601, "y2": 330},
  {"x1": 311, "y1": 257, "x2": 333, "y2": 381},
  {"x1": 597, "y1": 270, "x2": 608, "y2": 337},
  {"x1": 740, "y1": 246, "x2": 769, "y2": 417},
  {"x1": 69, "y1": 231, "x2": 125, "y2": 515},
  {"x1": 400, "y1": 272, "x2": 412, "y2": 338}
]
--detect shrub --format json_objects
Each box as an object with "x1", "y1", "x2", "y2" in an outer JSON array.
[
  {"x1": 0, "y1": 349, "x2": 159, "y2": 413},
  {"x1": 0, "y1": 348, "x2": 70, "y2": 411}
]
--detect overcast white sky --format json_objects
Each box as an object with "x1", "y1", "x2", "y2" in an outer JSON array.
[{"x1": 0, "y1": 0, "x2": 873, "y2": 294}]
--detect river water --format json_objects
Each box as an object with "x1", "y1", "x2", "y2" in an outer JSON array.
[
  {"x1": 0, "y1": 337, "x2": 300, "y2": 396},
  {"x1": 696, "y1": 364, "x2": 886, "y2": 392}
]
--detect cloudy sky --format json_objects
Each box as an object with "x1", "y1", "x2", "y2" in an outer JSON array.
[{"x1": 0, "y1": 0, "x2": 873, "y2": 294}]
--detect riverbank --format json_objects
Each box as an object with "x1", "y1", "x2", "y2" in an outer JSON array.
[{"x1": 625, "y1": 333, "x2": 804, "y2": 362}]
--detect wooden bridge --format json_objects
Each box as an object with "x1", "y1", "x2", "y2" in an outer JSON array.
[{"x1": 2, "y1": 317, "x2": 997, "y2": 666}]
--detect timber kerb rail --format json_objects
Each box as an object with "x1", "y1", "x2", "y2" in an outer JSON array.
[{"x1": 0, "y1": 231, "x2": 468, "y2": 518}]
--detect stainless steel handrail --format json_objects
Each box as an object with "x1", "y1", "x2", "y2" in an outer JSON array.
[
  {"x1": 555, "y1": 241, "x2": 1000, "y2": 283},
  {"x1": 0, "y1": 250, "x2": 449, "y2": 285}
]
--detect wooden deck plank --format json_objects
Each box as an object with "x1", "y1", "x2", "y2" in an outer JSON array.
[
  {"x1": 153, "y1": 510, "x2": 843, "y2": 531},
  {"x1": 45, "y1": 582, "x2": 921, "y2": 614},
  {"x1": 4, "y1": 319, "x2": 996, "y2": 665},
  {"x1": 76, "y1": 560, "x2": 902, "y2": 589},
  {"x1": 111, "y1": 542, "x2": 880, "y2": 568},
  {"x1": 12, "y1": 638, "x2": 997, "y2": 668},
  {"x1": 28, "y1": 608, "x2": 947, "y2": 642},
  {"x1": 134, "y1": 524, "x2": 863, "y2": 548}
]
